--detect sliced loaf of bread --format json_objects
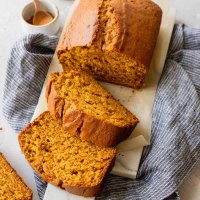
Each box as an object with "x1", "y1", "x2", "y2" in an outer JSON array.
[
  {"x1": 18, "y1": 111, "x2": 116, "y2": 197},
  {"x1": 0, "y1": 153, "x2": 32, "y2": 200},
  {"x1": 46, "y1": 70, "x2": 139, "y2": 147},
  {"x1": 57, "y1": 0, "x2": 162, "y2": 88}
]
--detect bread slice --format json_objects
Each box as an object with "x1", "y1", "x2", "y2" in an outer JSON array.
[
  {"x1": 0, "y1": 153, "x2": 32, "y2": 200},
  {"x1": 57, "y1": 0, "x2": 162, "y2": 88},
  {"x1": 18, "y1": 111, "x2": 116, "y2": 197},
  {"x1": 46, "y1": 70, "x2": 139, "y2": 147}
]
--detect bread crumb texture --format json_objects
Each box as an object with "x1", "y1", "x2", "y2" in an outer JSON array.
[
  {"x1": 18, "y1": 112, "x2": 116, "y2": 188},
  {"x1": 0, "y1": 153, "x2": 32, "y2": 200},
  {"x1": 50, "y1": 71, "x2": 138, "y2": 127},
  {"x1": 59, "y1": 44, "x2": 146, "y2": 89}
]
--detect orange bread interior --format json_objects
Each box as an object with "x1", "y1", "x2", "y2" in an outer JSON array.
[
  {"x1": 48, "y1": 70, "x2": 138, "y2": 128},
  {"x1": 0, "y1": 153, "x2": 32, "y2": 200},
  {"x1": 18, "y1": 112, "x2": 116, "y2": 196}
]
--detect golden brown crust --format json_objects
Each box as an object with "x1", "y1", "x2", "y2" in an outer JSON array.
[
  {"x1": 63, "y1": 185, "x2": 102, "y2": 197},
  {"x1": 111, "y1": 0, "x2": 162, "y2": 67},
  {"x1": 18, "y1": 112, "x2": 116, "y2": 197},
  {"x1": 62, "y1": 109, "x2": 135, "y2": 147},
  {"x1": 57, "y1": 0, "x2": 162, "y2": 69},
  {"x1": 46, "y1": 78, "x2": 136, "y2": 147},
  {"x1": 57, "y1": 0, "x2": 100, "y2": 50}
]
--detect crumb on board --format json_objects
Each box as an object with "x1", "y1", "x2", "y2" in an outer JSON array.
[{"x1": 0, "y1": 127, "x2": 3, "y2": 131}]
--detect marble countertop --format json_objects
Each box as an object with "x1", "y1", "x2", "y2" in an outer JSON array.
[{"x1": 0, "y1": 1, "x2": 200, "y2": 200}]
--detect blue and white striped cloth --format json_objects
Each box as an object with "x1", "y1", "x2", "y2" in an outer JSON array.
[{"x1": 3, "y1": 24, "x2": 200, "y2": 200}]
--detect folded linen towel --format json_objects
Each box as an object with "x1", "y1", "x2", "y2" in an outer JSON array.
[{"x1": 3, "y1": 24, "x2": 200, "y2": 200}]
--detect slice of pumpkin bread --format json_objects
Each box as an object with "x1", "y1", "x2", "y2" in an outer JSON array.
[
  {"x1": 18, "y1": 111, "x2": 116, "y2": 197},
  {"x1": 0, "y1": 153, "x2": 32, "y2": 200},
  {"x1": 46, "y1": 70, "x2": 139, "y2": 147}
]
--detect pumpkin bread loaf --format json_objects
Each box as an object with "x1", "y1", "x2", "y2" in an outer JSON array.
[
  {"x1": 18, "y1": 111, "x2": 116, "y2": 197},
  {"x1": 46, "y1": 70, "x2": 139, "y2": 147},
  {"x1": 57, "y1": 0, "x2": 162, "y2": 88},
  {"x1": 0, "y1": 153, "x2": 32, "y2": 200}
]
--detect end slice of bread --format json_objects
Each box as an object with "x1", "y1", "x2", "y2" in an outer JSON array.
[
  {"x1": 18, "y1": 111, "x2": 116, "y2": 197},
  {"x1": 0, "y1": 153, "x2": 32, "y2": 200}
]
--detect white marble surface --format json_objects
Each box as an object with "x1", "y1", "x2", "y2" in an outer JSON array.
[{"x1": 0, "y1": 1, "x2": 200, "y2": 200}]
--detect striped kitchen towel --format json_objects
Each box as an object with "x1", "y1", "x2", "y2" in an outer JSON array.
[
  {"x1": 3, "y1": 24, "x2": 200, "y2": 200},
  {"x1": 2, "y1": 34, "x2": 58, "y2": 199}
]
